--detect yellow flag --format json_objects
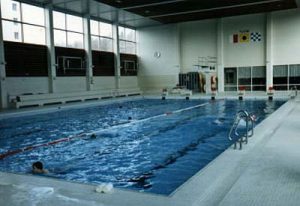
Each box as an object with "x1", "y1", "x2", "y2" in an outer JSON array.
[{"x1": 239, "y1": 32, "x2": 250, "y2": 43}]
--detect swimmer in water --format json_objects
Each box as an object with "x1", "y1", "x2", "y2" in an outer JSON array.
[
  {"x1": 90, "y1": 134, "x2": 97, "y2": 139},
  {"x1": 32, "y1": 161, "x2": 48, "y2": 174}
]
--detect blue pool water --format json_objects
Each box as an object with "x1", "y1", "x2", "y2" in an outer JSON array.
[{"x1": 0, "y1": 98, "x2": 286, "y2": 195}]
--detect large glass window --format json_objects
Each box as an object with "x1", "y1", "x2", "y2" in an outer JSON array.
[
  {"x1": 224, "y1": 67, "x2": 237, "y2": 91},
  {"x1": 273, "y1": 64, "x2": 300, "y2": 90},
  {"x1": 53, "y1": 11, "x2": 84, "y2": 49},
  {"x1": 90, "y1": 20, "x2": 113, "y2": 52},
  {"x1": 238, "y1": 67, "x2": 251, "y2": 91},
  {"x1": 225, "y1": 66, "x2": 266, "y2": 92},
  {"x1": 273, "y1": 65, "x2": 288, "y2": 90},
  {"x1": 289, "y1": 64, "x2": 300, "y2": 90},
  {"x1": 252, "y1": 66, "x2": 266, "y2": 91},
  {"x1": 1, "y1": 0, "x2": 45, "y2": 45},
  {"x1": 119, "y1": 26, "x2": 136, "y2": 54}
]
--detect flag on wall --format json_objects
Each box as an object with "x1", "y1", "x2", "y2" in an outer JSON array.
[
  {"x1": 251, "y1": 32, "x2": 262, "y2": 42},
  {"x1": 230, "y1": 34, "x2": 239, "y2": 43},
  {"x1": 239, "y1": 32, "x2": 250, "y2": 43}
]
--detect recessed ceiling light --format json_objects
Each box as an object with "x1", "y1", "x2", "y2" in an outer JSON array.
[
  {"x1": 116, "y1": 0, "x2": 122, "y2": 3},
  {"x1": 145, "y1": 10, "x2": 150, "y2": 14}
]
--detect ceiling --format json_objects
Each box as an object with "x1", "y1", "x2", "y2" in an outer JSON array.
[
  {"x1": 18, "y1": 0, "x2": 299, "y2": 27},
  {"x1": 96, "y1": 0, "x2": 298, "y2": 24}
]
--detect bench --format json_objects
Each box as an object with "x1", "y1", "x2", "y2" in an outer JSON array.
[{"x1": 9, "y1": 88, "x2": 143, "y2": 109}]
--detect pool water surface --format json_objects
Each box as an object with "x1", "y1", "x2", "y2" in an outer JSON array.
[{"x1": 0, "y1": 98, "x2": 286, "y2": 195}]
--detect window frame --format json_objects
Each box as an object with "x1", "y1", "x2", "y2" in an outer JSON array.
[
  {"x1": 118, "y1": 26, "x2": 137, "y2": 55},
  {"x1": 53, "y1": 11, "x2": 84, "y2": 49},
  {"x1": 1, "y1": 1, "x2": 46, "y2": 45},
  {"x1": 90, "y1": 19, "x2": 113, "y2": 52}
]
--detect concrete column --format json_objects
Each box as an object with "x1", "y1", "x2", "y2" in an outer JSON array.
[
  {"x1": 83, "y1": 14, "x2": 93, "y2": 91},
  {"x1": 45, "y1": 4, "x2": 56, "y2": 93},
  {"x1": 113, "y1": 21, "x2": 121, "y2": 89},
  {"x1": 217, "y1": 18, "x2": 224, "y2": 92},
  {"x1": 175, "y1": 23, "x2": 182, "y2": 82},
  {"x1": 0, "y1": 2, "x2": 8, "y2": 108},
  {"x1": 266, "y1": 13, "x2": 273, "y2": 91}
]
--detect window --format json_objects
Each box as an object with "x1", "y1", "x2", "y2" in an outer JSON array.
[
  {"x1": 225, "y1": 66, "x2": 266, "y2": 92},
  {"x1": 224, "y1": 68, "x2": 237, "y2": 91},
  {"x1": 238, "y1": 67, "x2": 251, "y2": 91},
  {"x1": 53, "y1": 11, "x2": 84, "y2": 49},
  {"x1": 14, "y1": 32, "x2": 19, "y2": 40},
  {"x1": 1, "y1": 0, "x2": 45, "y2": 45},
  {"x1": 90, "y1": 20, "x2": 113, "y2": 52},
  {"x1": 118, "y1": 26, "x2": 136, "y2": 54},
  {"x1": 273, "y1": 64, "x2": 300, "y2": 90},
  {"x1": 289, "y1": 64, "x2": 300, "y2": 90},
  {"x1": 273, "y1": 65, "x2": 288, "y2": 90},
  {"x1": 252, "y1": 66, "x2": 266, "y2": 91},
  {"x1": 12, "y1": 2, "x2": 17, "y2": 11}
]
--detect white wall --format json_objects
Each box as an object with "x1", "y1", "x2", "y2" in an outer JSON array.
[
  {"x1": 55, "y1": 77, "x2": 86, "y2": 93},
  {"x1": 93, "y1": 77, "x2": 115, "y2": 90},
  {"x1": 273, "y1": 8, "x2": 300, "y2": 65},
  {"x1": 180, "y1": 19, "x2": 217, "y2": 72},
  {"x1": 138, "y1": 24, "x2": 180, "y2": 91},
  {"x1": 223, "y1": 14, "x2": 266, "y2": 67},
  {"x1": 120, "y1": 77, "x2": 138, "y2": 89},
  {"x1": 6, "y1": 77, "x2": 49, "y2": 95}
]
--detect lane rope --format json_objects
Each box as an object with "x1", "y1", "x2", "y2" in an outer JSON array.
[{"x1": 0, "y1": 102, "x2": 211, "y2": 160}]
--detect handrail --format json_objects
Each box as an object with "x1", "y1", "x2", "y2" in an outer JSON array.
[{"x1": 228, "y1": 110, "x2": 254, "y2": 149}]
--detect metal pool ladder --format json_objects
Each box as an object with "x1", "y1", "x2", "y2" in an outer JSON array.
[{"x1": 228, "y1": 110, "x2": 254, "y2": 150}]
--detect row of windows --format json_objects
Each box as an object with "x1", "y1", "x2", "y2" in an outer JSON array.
[
  {"x1": 224, "y1": 65, "x2": 300, "y2": 91},
  {"x1": 1, "y1": 0, "x2": 136, "y2": 54},
  {"x1": 224, "y1": 67, "x2": 266, "y2": 91}
]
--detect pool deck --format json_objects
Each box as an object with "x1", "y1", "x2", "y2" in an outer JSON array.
[{"x1": 1, "y1": 95, "x2": 300, "y2": 206}]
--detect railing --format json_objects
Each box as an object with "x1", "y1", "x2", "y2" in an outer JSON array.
[{"x1": 228, "y1": 110, "x2": 254, "y2": 150}]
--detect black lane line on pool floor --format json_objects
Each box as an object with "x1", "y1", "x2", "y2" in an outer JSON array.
[{"x1": 0, "y1": 101, "x2": 215, "y2": 160}]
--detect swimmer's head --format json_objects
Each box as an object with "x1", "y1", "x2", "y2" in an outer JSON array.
[
  {"x1": 32, "y1": 161, "x2": 44, "y2": 174},
  {"x1": 128, "y1": 117, "x2": 132, "y2": 120},
  {"x1": 90, "y1": 134, "x2": 97, "y2": 139}
]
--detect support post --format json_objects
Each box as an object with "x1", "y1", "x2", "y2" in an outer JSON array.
[
  {"x1": 83, "y1": 14, "x2": 93, "y2": 91},
  {"x1": 266, "y1": 13, "x2": 273, "y2": 91},
  {"x1": 113, "y1": 18, "x2": 121, "y2": 90},
  {"x1": 0, "y1": 2, "x2": 8, "y2": 108},
  {"x1": 45, "y1": 4, "x2": 56, "y2": 93},
  {"x1": 217, "y1": 18, "x2": 224, "y2": 92}
]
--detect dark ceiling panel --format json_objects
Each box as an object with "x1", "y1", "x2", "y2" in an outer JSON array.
[
  {"x1": 126, "y1": 0, "x2": 271, "y2": 17},
  {"x1": 95, "y1": 0, "x2": 298, "y2": 24},
  {"x1": 96, "y1": 0, "x2": 173, "y2": 8},
  {"x1": 153, "y1": 0, "x2": 298, "y2": 23}
]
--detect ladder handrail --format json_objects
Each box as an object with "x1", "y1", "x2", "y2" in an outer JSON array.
[{"x1": 228, "y1": 110, "x2": 254, "y2": 149}]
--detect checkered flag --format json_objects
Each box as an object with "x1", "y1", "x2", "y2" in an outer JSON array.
[{"x1": 251, "y1": 32, "x2": 262, "y2": 42}]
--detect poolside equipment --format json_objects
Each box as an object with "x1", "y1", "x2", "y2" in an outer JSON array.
[
  {"x1": 228, "y1": 110, "x2": 254, "y2": 149},
  {"x1": 95, "y1": 183, "x2": 114, "y2": 194},
  {"x1": 267, "y1": 86, "x2": 274, "y2": 100},
  {"x1": 238, "y1": 86, "x2": 246, "y2": 100},
  {"x1": 162, "y1": 88, "x2": 168, "y2": 100}
]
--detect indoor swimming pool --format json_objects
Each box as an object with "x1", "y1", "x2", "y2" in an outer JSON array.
[{"x1": 0, "y1": 98, "x2": 286, "y2": 195}]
